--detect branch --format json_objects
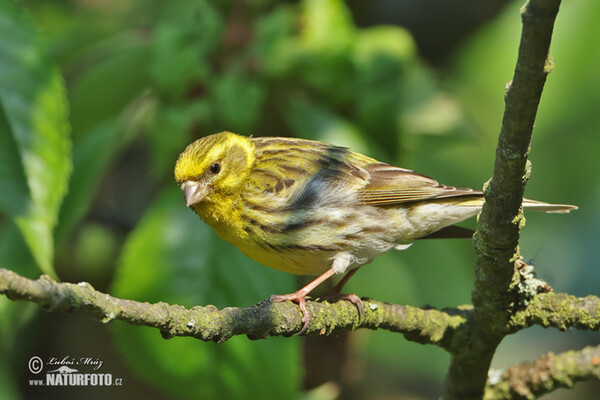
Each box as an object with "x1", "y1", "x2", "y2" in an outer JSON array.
[
  {"x1": 484, "y1": 345, "x2": 600, "y2": 400},
  {"x1": 511, "y1": 292, "x2": 600, "y2": 332},
  {"x1": 445, "y1": 1, "x2": 563, "y2": 399},
  {"x1": 0, "y1": 268, "x2": 466, "y2": 345},
  {"x1": 473, "y1": 0, "x2": 561, "y2": 326},
  {"x1": 2, "y1": 267, "x2": 596, "y2": 347}
]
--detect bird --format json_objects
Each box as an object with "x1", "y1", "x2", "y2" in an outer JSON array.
[{"x1": 174, "y1": 131, "x2": 576, "y2": 333}]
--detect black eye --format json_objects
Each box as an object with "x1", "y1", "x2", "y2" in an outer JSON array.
[{"x1": 210, "y1": 163, "x2": 221, "y2": 174}]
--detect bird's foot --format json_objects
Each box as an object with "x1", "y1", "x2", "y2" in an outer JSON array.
[
  {"x1": 325, "y1": 292, "x2": 364, "y2": 320},
  {"x1": 269, "y1": 291, "x2": 311, "y2": 335}
]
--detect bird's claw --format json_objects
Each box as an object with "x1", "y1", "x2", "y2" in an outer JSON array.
[
  {"x1": 269, "y1": 290, "x2": 364, "y2": 335},
  {"x1": 269, "y1": 292, "x2": 311, "y2": 335},
  {"x1": 325, "y1": 292, "x2": 364, "y2": 320}
]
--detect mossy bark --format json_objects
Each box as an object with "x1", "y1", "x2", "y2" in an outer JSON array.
[{"x1": 444, "y1": 1, "x2": 563, "y2": 399}]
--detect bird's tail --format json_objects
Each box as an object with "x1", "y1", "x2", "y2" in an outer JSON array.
[
  {"x1": 449, "y1": 196, "x2": 577, "y2": 214},
  {"x1": 418, "y1": 196, "x2": 576, "y2": 240},
  {"x1": 521, "y1": 199, "x2": 578, "y2": 214}
]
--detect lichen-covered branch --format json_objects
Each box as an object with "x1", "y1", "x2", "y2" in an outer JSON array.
[
  {"x1": 511, "y1": 292, "x2": 600, "y2": 332},
  {"x1": 0, "y1": 268, "x2": 467, "y2": 345},
  {"x1": 2, "y1": 269, "x2": 599, "y2": 399},
  {"x1": 484, "y1": 345, "x2": 600, "y2": 400},
  {"x1": 473, "y1": 0, "x2": 562, "y2": 327},
  {"x1": 444, "y1": 0, "x2": 563, "y2": 399},
  {"x1": 2, "y1": 266, "x2": 598, "y2": 347}
]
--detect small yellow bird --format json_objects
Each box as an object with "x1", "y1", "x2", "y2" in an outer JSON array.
[{"x1": 174, "y1": 131, "x2": 576, "y2": 333}]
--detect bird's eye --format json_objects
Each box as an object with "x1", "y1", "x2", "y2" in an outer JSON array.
[{"x1": 210, "y1": 163, "x2": 221, "y2": 174}]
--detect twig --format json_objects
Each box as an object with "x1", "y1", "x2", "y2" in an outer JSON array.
[
  {"x1": 510, "y1": 292, "x2": 600, "y2": 332},
  {"x1": 484, "y1": 345, "x2": 600, "y2": 400}
]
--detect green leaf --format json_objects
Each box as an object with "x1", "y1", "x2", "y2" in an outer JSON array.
[
  {"x1": 252, "y1": 5, "x2": 295, "y2": 78},
  {"x1": 353, "y1": 26, "x2": 415, "y2": 67},
  {"x1": 295, "y1": 0, "x2": 356, "y2": 105},
  {"x1": 283, "y1": 95, "x2": 368, "y2": 152},
  {"x1": 55, "y1": 119, "x2": 123, "y2": 244},
  {"x1": 212, "y1": 68, "x2": 266, "y2": 133},
  {"x1": 148, "y1": 100, "x2": 210, "y2": 176},
  {"x1": 111, "y1": 187, "x2": 300, "y2": 400},
  {"x1": 69, "y1": 44, "x2": 151, "y2": 137},
  {"x1": 0, "y1": 0, "x2": 72, "y2": 277},
  {"x1": 55, "y1": 42, "x2": 153, "y2": 243},
  {"x1": 0, "y1": 221, "x2": 39, "y2": 278},
  {"x1": 149, "y1": 0, "x2": 222, "y2": 98},
  {"x1": 353, "y1": 26, "x2": 413, "y2": 148},
  {"x1": 300, "y1": 0, "x2": 354, "y2": 54},
  {"x1": 0, "y1": 107, "x2": 29, "y2": 217}
]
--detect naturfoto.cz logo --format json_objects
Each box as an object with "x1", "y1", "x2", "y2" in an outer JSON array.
[{"x1": 28, "y1": 355, "x2": 123, "y2": 387}]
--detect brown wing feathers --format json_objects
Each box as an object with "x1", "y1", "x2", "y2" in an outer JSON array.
[{"x1": 358, "y1": 163, "x2": 481, "y2": 206}]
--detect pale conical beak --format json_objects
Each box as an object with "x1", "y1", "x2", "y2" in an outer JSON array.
[{"x1": 181, "y1": 181, "x2": 209, "y2": 207}]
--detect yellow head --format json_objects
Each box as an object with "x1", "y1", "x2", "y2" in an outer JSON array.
[{"x1": 174, "y1": 131, "x2": 255, "y2": 207}]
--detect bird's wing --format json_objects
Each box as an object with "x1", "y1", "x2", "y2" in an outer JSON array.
[
  {"x1": 244, "y1": 138, "x2": 371, "y2": 210},
  {"x1": 357, "y1": 163, "x2": 481, "y2": 206},
  {"x1": 245, "y1": 137, "x2": 480, "y2": 209}
]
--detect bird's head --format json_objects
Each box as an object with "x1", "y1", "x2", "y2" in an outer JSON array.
[{"x1": 174, "y1": 131, "x2": 255, "y2": 208}]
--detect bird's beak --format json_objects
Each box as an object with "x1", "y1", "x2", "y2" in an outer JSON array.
[{"x1": 181, "y1": 181, "x2": 209, "y2": 207}]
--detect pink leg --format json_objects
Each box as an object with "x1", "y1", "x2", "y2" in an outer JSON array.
[
  {"x1": 331, "y1": 267, "x2": 360, "y2": 294},
  {"x1": 270, "y1": 267, "x2": 338, "y2": 334},
  {"x1": 327, "y1": 268, "x2": 364, "y2": 317}
]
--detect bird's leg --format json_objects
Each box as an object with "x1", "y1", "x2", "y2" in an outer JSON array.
[
  {"x1": 326, "y1": 268, "x2": 364, "y2": 318},
  {"x1": 269, "y1": 267, "x2": 338, "y2": 334},
  {"x1": 270, "y1": 253, "x2": 364, "y2": 334},
  {"x1": 331, "y1": 267, "x2": 359, "y2": 294}
]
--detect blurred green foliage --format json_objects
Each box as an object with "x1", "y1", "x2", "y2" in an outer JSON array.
[
  {"x1": 0, "y1": 0, "x2": 598, "y2": 399},
  {"x1": 0, "y1": 0, "x2": 71, "y2": 278},
  {"x1": 112, "y1": 188, "x2": 300, "y2": 399}
]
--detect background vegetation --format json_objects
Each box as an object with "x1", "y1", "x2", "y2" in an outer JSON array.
[{"x1": 0, "y1": 0, "x2": 598, "y2": 399}]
